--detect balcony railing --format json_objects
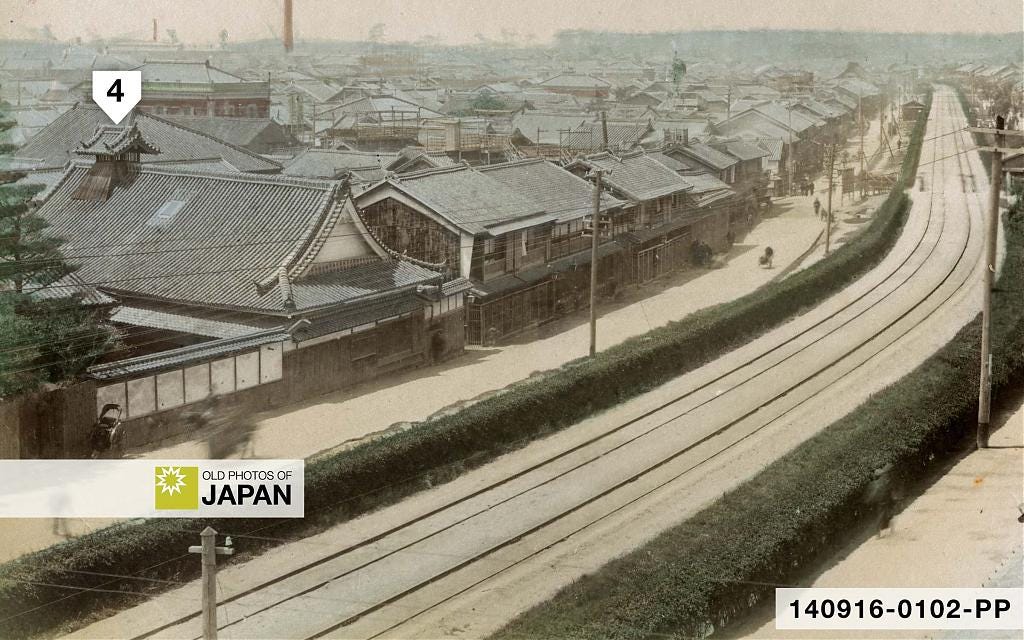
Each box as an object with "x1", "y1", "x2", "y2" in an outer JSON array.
[
  {"x1": 516, "y1": 246, "x2": 547, "y2": 271},
  {"x1": 482, "y1": 259, "x2": 507, "y2": 281}
]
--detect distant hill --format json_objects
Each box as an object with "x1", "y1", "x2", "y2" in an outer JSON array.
[{"x1": 551, "y1": 29, "x2": 1022, "y2": 67}]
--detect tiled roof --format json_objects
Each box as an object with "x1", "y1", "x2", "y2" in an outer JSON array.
[
  {"x1": 111, "y1": 306, "x2": 260, "y2": 339},
  {"x1": 282, "y1": 80, "x2": 342, "y2": 103},
  {"x1": 327, "y1": 95, "x2": 444, "y2": 122},
  {"x1": 678, "y1": 141, "x2": 738, "y2": 170},
  {"x1": 88, "y1": 328, "x2": 291, "y2": 380},
  {"x1": 13, "y1": 104, "x2": 281, "y2": 172},
  {"x1": 288, "y1": 259, "x2": 440, "y2": 312},
  {"x1": 681, "y1": 172, "x2": 732, "y2": 194},
  {"x1": 576, "y1": 150, "x2": 693, "y2": 203},
  {"x1": 441, "y1": 277, "x2": 474, "y2": 295},
  {"x1": 719, "y1": 139, "x2": 768, "y2": 162},
  {"x1": 754, "y1": 137, "x2": 784, "y2": 162},
  {"x1": 35, "y1": 164, "x2": 344, "y2": 312},
  {"x1": 511, "y1": 112, "x2": 589, "y2": 145},
  {"x1": 646, "y1": 151, "x2": 689, "y2": 173},
  {"x1": 165, "y1": 116, "x2": 295, "y2": 149},
  {"x1": 797, "y1": 98, "x2": 845, "y2": 119},
  {"x1": 283, "y1": 149, "x2": 396, "y2": 178},
  {"x1": 538, "y1": 73, "x2": 611, "y2": 89},
  {"x1": 10, "y1": 167, "x2": 65, "y2": 193},
  {"x1": 562, "y1": 122, "x2": 650, "y2": 151},
  {"x1": 136, "y1": 60, "x2": 246, "y2": 84},
  {"x1": 750, "y1": 102, "x2": 821, "y2": 132},
  {"x1": 478, "y1": 158, "x2": 624, "y2": 223},
  {"x1": 292, "y1": 293, "x2": 424, "y2": 341},
  {"x1": 346, "y1": 167, "x2": 389, "y2": 183},
  {"x1": 360, "y1": 166, "x2": 548, "y2": 235},
  {"x1": 835, "y1": 78, "x2": 881, "y2": 98},
  {"x1": 715, "y1": 112, "x2": 800, "y2": 142},
  {"x1": 77, "y1": 123, "x2": 160, "y2": 156},
  {"x1": 386, "y1": 148, "x2": 459, "y2": 173}
]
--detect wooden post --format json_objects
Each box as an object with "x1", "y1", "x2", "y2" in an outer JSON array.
[
  {"x1": 978, "y1": 119, "x2": 1005, "y2": 449},
  {"x1": 189, "y1": 526, "x2": 234, "y2": 640},
  {"x1": 589, "y1": 169, "x2": 604, "y2": 357},
  {"x1": 826, "y1": 143, "x2": 836, "y2": 255}
]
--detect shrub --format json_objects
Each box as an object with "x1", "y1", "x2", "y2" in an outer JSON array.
[
  {"x1": 495, "y1": 131, "x2": 1024, "y2": 640},
  {"x1": 0, "y1": 93, "x2": 932, "y2": 639}
]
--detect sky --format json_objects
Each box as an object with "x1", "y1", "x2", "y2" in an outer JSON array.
[{"x1": 1, "y1": 0, "x2": 1021, "y2": 45}]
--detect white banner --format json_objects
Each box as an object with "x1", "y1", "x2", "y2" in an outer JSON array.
[
  {"x1": 776, "y1": 588, "x2": 1023, "y2": 631},
  {"x1": 0, "y1": 460, "x2": 304, "y2": 518}
]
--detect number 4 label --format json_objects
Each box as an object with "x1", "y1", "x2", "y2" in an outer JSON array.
[{"x1": 92, "y1": 71, "x2": 141, "y2": 124}]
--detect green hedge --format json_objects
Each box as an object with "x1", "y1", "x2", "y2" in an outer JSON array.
[
  {"x1": 495, "y1": 148, "x2": 1024, "y2": 640},
  {"x1": 0, "y1": 94, "x2": 931, "y2": 639}
]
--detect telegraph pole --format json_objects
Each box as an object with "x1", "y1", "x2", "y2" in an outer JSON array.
[
  {"x1": 858, "y1": 90, "x2": 865, "y2": 199},
  {"x1": 588, "y1": 169, "x2": 604, "y2": 357},
  {"x1": 825, "y1": 143, "x2": 837, "y2": 254},
  {"x1": 977, "y1": 117, "x2": 1005, "y2": 449},
  {"x1": 189, "y1": 527, "x2": 234, "y2": 640},
  {"x1": 787, "y1": 107, "x2": 793, "y2": 196}
]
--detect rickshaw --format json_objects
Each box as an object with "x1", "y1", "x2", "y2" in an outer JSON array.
[{"x1": 89, "y1": 404, "x2": 124, "y2": 458}]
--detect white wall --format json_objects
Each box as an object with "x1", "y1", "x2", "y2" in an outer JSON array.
[{"x1": 94, "y1": 343, "x2": 286, "y2": 419}]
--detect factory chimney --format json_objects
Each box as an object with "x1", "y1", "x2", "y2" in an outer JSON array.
[
  {"x1": 152, "y1": 18, "x2": 157, "y2": 42},
  {"x1": 283, "y1": 0, "x2": 294, "y2": 53}
]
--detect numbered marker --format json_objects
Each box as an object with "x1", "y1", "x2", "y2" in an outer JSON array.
[{"x1": 92, "y1": 70, "x2": 141, "y2": 124}]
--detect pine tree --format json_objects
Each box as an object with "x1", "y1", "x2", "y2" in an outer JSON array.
[{"x1": 0, "y1": 102, "x2": 117, "y2": 398}]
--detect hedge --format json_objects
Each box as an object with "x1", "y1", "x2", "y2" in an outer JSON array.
[
  {"x1": 494, "y1": 132, "x2": 1024, "y2": 640},
  {"x1": 0, "y1": 94, "x2": 931, "y2": 639}
]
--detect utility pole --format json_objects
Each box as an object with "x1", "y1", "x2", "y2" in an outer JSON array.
[
  {"x1": 825, "y1": 142, "x2": 836, "y2": 254},
  {"x1": 311, "y1": 102, "x2": 318, "y2": 147},
  {"x1": 787, "y1": 107, "x2": 793, "y2": 196},
  {"x1": 977, "y1": 116, "x2": 1005, "y2": 449},
  {"x1": 188, "y1": 527, "x2": 234, "y2": 640},
  {"x1": 588, "y1": 168, "x2": 604, "y2": 357},
  {"x1": 858, "y1": 90, "x2": 865, "y2": 199}
]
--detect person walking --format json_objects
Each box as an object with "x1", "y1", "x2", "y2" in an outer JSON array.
[{"x1": 813, "y1": 196, "x2": 821, "y2": 219}]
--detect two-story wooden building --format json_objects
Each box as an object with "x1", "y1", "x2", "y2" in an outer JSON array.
[
  {"x1": 567, "y1": 150, "x2": 728, "y2": 284},
  {"x1": 351, "y1": 162, "x2": 624, "y2": 342}
]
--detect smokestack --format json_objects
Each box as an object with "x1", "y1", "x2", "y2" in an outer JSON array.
[
  {"x1": 283, "y1": 0, "x2": 294, "y2": 53},
  {"x1": 152, "y1": 18, "x2": 157, "y2": 42}
]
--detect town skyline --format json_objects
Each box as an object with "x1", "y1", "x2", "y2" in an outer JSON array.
[{"x1": 2, "y1": 0, "x2": 1021, "y2": 46}]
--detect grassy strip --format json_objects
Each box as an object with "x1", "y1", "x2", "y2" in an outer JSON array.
[
  {"x1": 0, "y1": 95, "x2": 930, "y2": 638},
  {"x1": 494, "y1": 157, "x2": 1024, "y2": 640}
]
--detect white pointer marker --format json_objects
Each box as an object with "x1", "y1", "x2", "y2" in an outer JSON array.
[{"x1": 91, "y1": 70, "x2": 141, "y2": 124}]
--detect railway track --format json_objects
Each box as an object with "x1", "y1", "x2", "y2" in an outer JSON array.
[{"x1": 69, "y1": 87, "x2": 989, "y2": 640}]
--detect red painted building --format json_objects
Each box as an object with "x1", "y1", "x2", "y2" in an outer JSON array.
[{"x1": 134, "y1": 60, "x2": 271, "y2": 118}]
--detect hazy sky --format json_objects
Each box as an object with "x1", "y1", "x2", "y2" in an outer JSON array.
[{"x1": 2, "y1": 0, "x2": 1021, "y2": 45}]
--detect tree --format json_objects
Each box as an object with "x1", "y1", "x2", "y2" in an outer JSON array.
[
  {"x1": 0, "y1": 106, "x2": 117, "y2": 398},
  {"x1": 219, "y1": 29, "x2": 229, "y2": 48},
  {"x1": 470, "y1": 93, "x2": 506, "y2": 112},
  {"x1": 671, "y1": 59, "x2": 687, "y2": 85}
]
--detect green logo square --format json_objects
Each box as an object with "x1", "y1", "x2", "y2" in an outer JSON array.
[{"x1": 154, "y1": 466, "x2": 199, "y2": 510}]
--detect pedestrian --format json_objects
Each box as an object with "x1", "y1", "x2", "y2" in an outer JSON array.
[
  {"x1": 813, "y1": 196, "x2": 821, "y2": 219},
  {"x1": 809, "y1": 181, "x2": 815, "y2": 194}
]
